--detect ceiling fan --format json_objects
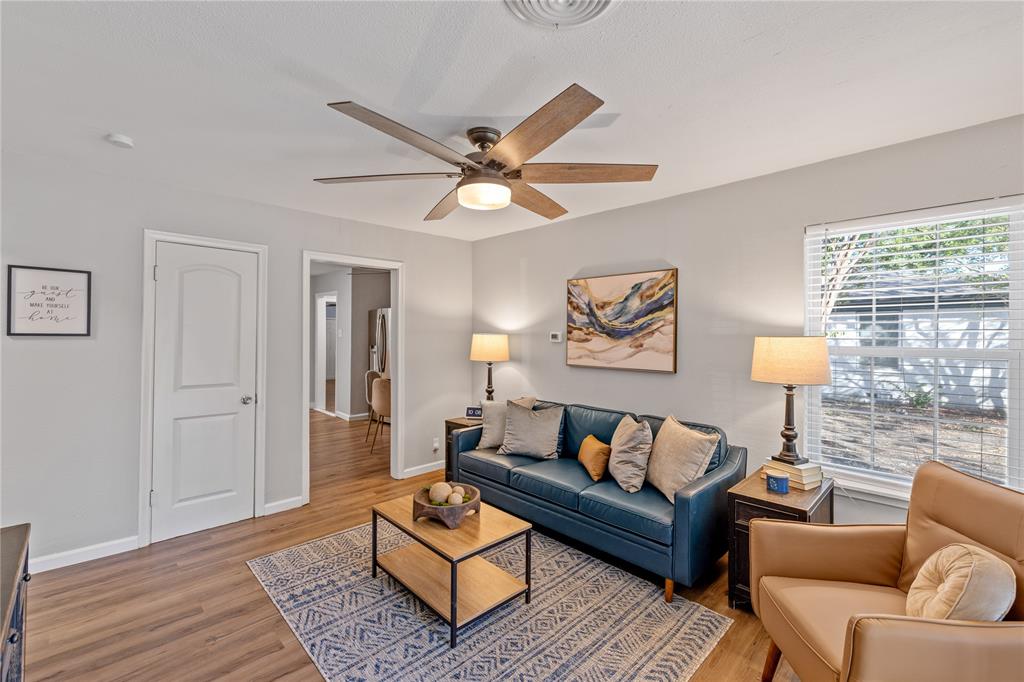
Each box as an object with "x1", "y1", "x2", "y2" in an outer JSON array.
[{"x1": 315, "y1": 84, "x2": 658, "y2": 221}]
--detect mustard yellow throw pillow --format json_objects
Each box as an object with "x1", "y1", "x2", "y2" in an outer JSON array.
[
  {"x1": 578, "y1": 435, "x2": 611, "y2": 482},
  {"x1": 906, "y1": 543, "x2": 1016, "y2": 621}
]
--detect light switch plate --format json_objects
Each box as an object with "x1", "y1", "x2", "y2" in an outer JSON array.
[{"x1": 549, "y1": 331, "x2": 563, "y2": 343}]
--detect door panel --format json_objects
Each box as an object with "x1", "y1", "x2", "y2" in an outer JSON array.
[
  {"x1": 152, "y1": 242, "x2": 258, "y2": 542},
  {"x1": 177, "y1": 267, "x2": 242, "y2": 389}
]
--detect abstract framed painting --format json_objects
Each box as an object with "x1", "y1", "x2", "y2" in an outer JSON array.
[{"x1": 566, "y1": 268, "x2": 677, "y2": 373}]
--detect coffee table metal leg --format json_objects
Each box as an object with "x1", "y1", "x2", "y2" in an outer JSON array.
[
  {"x1": 525, "y1": 529, "x2": 532, "y2": 604},
  {"x1": 450, "y1": 561, "x2": 458, "y2": 648},
  {"x1": 371, "y1": 510, "x2": 378, "y2": 578}
]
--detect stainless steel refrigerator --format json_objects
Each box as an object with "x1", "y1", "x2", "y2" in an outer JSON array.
[{"x1": 369, "y1": 307, "x2": 391, "y2": 377}]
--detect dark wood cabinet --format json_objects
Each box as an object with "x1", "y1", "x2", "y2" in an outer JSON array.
[
  {"x1": 1, "y1": 524, "x2": 30, "y2": 682},
  {"x1": 444, "y1": 417, "x2": 481, "y2": 481},
  {"x1": 728, "y1": 473, "x2": 833, "y2": 609}
]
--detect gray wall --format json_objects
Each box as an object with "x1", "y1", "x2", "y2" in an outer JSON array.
[
  {"x1": 310, "y1": 268, "x2": 352, "y2": 414},
  {"x1": 1, "y1": 152, "x2": 473, "y2": 558},
  {"x1": 471, "y1": 115, "x2": 1024, "y2": 524},
  {"x1": 350, "y1": 272, "x2": 391, "y2": 413}
]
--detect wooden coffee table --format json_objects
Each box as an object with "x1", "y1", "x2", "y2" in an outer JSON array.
[{"x1": 371, "y1": 494, "x2": 531, "y2": 647}]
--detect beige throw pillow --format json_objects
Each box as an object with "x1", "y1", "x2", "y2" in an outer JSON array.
[
  {"x1": 608, "y1": 415, "x2": 653, "y2": 493},
  {"x1": 479, "y1": 397, "x2": 537, "y2": 448},
  {"x1": 497, "y1": 402, "x2": 563, "y2": 459},
  {"x1": 906, "y1": 543, "x2": 1016, "y2": 621},
  {"x1": 646, "y1": 416, "x2": 721, "y2": 502}
]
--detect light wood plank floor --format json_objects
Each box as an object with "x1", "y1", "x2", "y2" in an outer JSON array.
[{"x1": 25, "y1": 414, "x2": 796, "y2": 681}]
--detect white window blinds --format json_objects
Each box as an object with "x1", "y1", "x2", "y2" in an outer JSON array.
[{"x1": 804, "y1": 198, "x2": 1024, "y2": 490}]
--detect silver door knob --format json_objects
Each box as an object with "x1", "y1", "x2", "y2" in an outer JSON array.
[{"x1": 241, "y1": 396, "x2": 253, "y2": 405}]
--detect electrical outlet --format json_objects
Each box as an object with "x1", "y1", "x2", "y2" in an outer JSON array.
[{"x1": 432, "y1": 437, "x2": 440, "y2": 452}]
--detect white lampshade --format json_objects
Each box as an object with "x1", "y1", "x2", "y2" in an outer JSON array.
[
  {"x1": 751, "y1": 336, "x2": 831, "y2": 386},
  {"x1": 470, "y1": 333, "x2": 510, "y2": 362}
]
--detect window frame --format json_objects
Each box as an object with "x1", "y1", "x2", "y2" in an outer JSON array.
[{"x1": 803, "y1": 197, "x2": 1024, "y2": 502}]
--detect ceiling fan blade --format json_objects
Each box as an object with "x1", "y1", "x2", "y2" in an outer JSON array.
[
  {"x1": 483, "y1": 84, "x2": 604, "y2": 171},
  {"x1": 424, "y1": 188, "x2": 460, "y2": 221},
  {"x1": 315, "y1": 172, "x2": 461, "y2": 184},
  {"x1": 328, "y1": 101, "x2": 480, "y2": 169},
  {"x1": 517, "y1": 163, "x2": 657, "y2": 184},
  {"x1": 510, "y1": 182, "x2": 567, "y2": 220}
]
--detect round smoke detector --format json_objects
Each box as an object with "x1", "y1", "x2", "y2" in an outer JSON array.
[{"x1": 504, "y1": 0, "x2": 613, "y2": 29}]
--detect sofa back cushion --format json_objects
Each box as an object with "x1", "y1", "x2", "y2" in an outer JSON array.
[
  {"x1": 533, "y1": 400, "x2": 566, "y2": 456},
  {"x1": 899, "y1": 461, "x2": 1024, "y2": 620},
  {"x1": 565, "y1": 404, "x2": 635, "y2": 457},
  {"x1": 642, "y1": 415, "x2": 727, "y2": 473}
]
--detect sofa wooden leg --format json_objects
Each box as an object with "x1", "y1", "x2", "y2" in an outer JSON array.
[
  {"x1": 761, "y1": 639, "x2": 782, "y2": 682},
  {"x1": 664, "y1": 578, "x2": 674, "y2": 603}
]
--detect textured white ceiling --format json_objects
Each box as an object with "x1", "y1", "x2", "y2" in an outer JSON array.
[{"x1": 2, "y1": 2, "x2": 1021, "y2": 241}]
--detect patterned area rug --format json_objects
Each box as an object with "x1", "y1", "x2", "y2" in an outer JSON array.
[{"x1": 248, "y1": 522, "x2": 731, "y2": 681}]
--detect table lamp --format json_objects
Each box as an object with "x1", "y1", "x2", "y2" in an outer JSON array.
[
  {"x1": 470, "y1": 333, "x2": 509, "y2": 401},
  {"x1": 751, "y1": 336, "x2": 831, "y2": 465}
]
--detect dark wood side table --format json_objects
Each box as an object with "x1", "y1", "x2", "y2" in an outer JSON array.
[
  {"x1": 727, "y1": 471, "x2": 834, "y2": 609},
  {"x1": 1, "y1": 524, "x2": 30, "y2": 682},
  {"x1": 445, "y1": 417, "x2": 481, "y2": 480}
]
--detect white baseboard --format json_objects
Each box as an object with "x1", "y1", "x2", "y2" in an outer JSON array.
[
  {"x1": 400, "y1": 459, "x2": 444, "y2": 479},
  {"x1": 334, "y1": 411, "x2": 369, "y2": 421},
  {"x1": 263, "y1": 496, "x2": 305, "y2": 515},
  {"x1": 29, "y1": 535, "x2": 139, "y2": 574}
]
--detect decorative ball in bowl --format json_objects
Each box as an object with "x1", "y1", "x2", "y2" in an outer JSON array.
[{"x1": 412, "y1": 482, "x2": 481, "y2": 529}]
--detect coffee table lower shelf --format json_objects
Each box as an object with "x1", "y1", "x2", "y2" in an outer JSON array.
[{"x1": 376, "y1": 543, "x2": 527, "y2": 645}]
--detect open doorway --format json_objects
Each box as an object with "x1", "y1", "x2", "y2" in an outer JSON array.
[{"x1": 302, "y1": 251, "x2": 405, "y2": 505}]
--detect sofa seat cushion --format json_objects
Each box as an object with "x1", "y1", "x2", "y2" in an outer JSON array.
[
  {"x1": 758, "y1": 576, "x2": 907, "y2": 682},
  {"x1": 459, "y1": 448, "x2": 535, "y2": 485},
  {"x1": 578, "y1": 481, "x2": 674, "y2": 545},
  {"x1": 509, "y1": 459, "x2": 597, "y2": 510}
]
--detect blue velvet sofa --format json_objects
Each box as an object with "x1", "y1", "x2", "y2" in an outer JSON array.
[{"x1": 451, "y1": 401, "x2": 747, "y2": 600}]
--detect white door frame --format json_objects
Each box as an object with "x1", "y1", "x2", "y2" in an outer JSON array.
[
  {"x1": 302, "y1": 250, "x2": 405, "y2": 497},
  {"x1": 313, "y1": 292, "x2": 337, "y2": 413},
  {"x1": 138, "y1": 230, "x2": 269, "y2": 548}
]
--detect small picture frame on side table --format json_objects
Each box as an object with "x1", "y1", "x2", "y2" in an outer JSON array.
[{"x1": 7, "y1": 265, "x2": 92, "y2": 336}]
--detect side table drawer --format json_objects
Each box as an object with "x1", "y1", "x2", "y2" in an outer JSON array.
[{"x1": 734, "y1": 500, "x2": 798, "y2": 526}]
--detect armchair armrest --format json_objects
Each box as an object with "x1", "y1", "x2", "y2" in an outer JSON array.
[
  {"x1": 672, "y1": 445, "x2": 747, "y2": 586},
  {"x1": 841, "y1": 615, "x2": 1024, "y2": 682},
  {"x1": 450, "y1": 425, "x2": 482, "y2": 475},
  {"x1": 749, "y1": 521, "x2": 905, "y2": 615}
]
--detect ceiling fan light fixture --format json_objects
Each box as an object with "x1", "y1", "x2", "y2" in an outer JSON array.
[{"x1": 456, "y1": 171, "x2": 511, "y2": 211}]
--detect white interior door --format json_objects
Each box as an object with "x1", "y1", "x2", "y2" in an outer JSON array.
[{"x1": 151, "y1": 241, "x2": 258, "y2": 542}]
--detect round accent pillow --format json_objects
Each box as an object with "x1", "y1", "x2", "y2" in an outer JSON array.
[{"x1": 906, "y1": 543, "x2": 1016, "y2": 621}]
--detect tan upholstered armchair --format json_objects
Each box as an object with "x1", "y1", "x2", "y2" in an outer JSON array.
[{"x1": 750, "y1": 461, "x2": 1024, "y2": 682}]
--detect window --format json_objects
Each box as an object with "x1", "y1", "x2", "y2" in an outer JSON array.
[{"x1": 805, "y1": 199, "x2": 1024, "y2": 492}]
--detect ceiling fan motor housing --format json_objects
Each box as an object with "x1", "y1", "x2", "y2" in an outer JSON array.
[{"x1": 466, "y1": 126, "x2": 502, "y2": 152}]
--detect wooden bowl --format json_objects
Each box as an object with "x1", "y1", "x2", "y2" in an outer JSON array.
[{"x1": 412, "y1": 483, "x2": 481, "y2": 529}]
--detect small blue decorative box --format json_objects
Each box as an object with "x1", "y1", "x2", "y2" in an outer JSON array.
[{"x1": 766, "y1": 472, "x2": 790, "y2": 494}]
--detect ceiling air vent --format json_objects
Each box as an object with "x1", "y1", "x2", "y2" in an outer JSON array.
[{"x1": 504, "y1": 0, "x2": 613, "y2": 30}]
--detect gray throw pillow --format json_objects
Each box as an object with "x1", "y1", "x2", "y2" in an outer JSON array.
[
  {"x1": 479, "y1": 397, "x2": 537, "y2": 448},
  {"x1": 608, "y1": 415, "x2": 653, "y2": 493},
  {"x1": 497, "y1": 402, "x2": 563, "y2": 459},
  {"x1": 646, "y1": 415, "x2": 720, "y2": 502}
]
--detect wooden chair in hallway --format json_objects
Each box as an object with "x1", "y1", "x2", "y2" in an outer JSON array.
[
  {"x1": 369, "y1": 377, "x2": 391, "y2": 454},
  {"x1": 364, "y1": 370, "x2": 381, "y2": 441}
]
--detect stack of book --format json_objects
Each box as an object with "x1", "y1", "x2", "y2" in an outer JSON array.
[{"x1": 760, "y1": 459, "x2": 822, "y2": 491}]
